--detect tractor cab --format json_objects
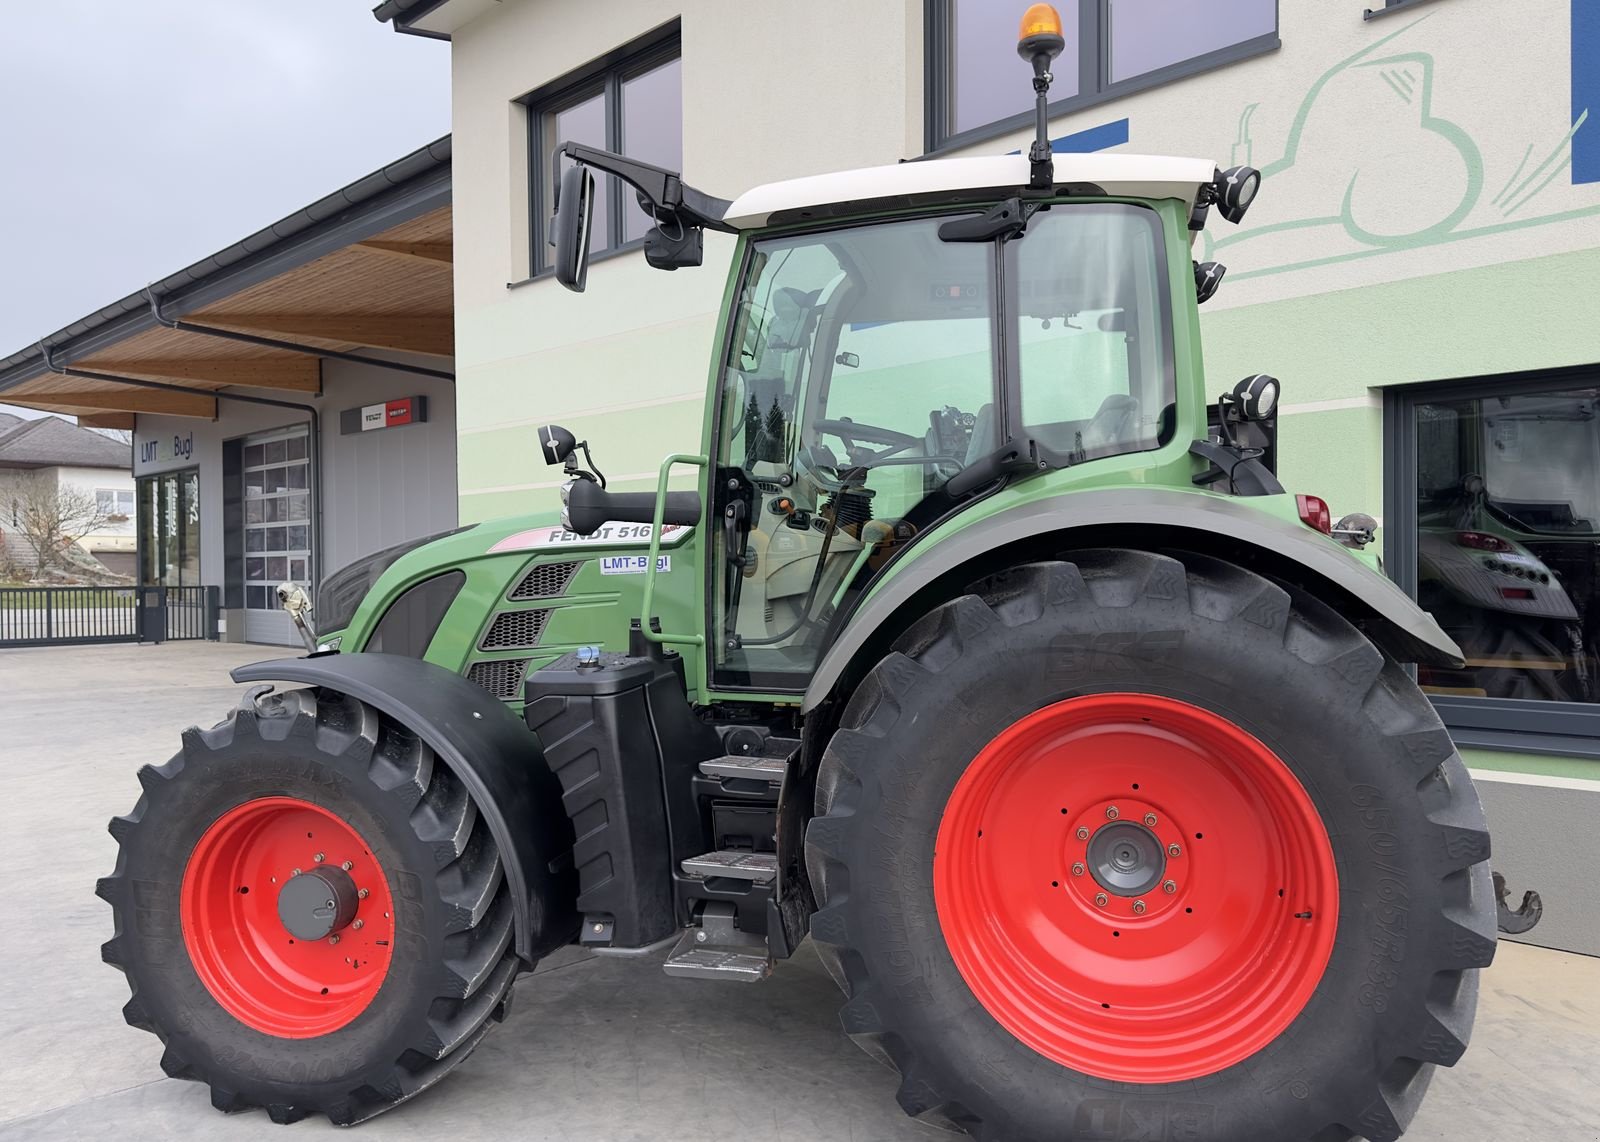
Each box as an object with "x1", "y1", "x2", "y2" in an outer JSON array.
[{"x1": 543, "y1": 58, "x2": 1272, "y2": 692}]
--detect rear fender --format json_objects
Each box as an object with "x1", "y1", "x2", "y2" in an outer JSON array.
[
  {"x1": 232, "y1": 653, "x2": 576, "y2": 960},
  {"x1": 802, "y1": 487, "x2": 1466, "y2": 713}
]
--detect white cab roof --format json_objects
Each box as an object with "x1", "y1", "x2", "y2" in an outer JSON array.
[{"x1": 723, "y1": 153, "x2": 1218, "y2": 229}]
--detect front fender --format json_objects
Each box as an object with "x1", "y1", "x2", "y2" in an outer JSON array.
[
  {"x1": 802, "y1": 487, "x2": 1465, "y2": 713},
  {"x1": 232, "y1": 652, "x2": 576, "y2": 960}
]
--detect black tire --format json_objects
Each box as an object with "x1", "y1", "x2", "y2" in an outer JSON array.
[
  {"x1": 97, "y1": 686, "x2": 523, "y2": 1125},
  {"x1": 806, "y1": 549, "x2": 1497, "y2": 1142}
]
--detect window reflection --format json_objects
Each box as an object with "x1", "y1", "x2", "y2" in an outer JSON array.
[{"x1": 1414, "y1": 388, "x2": 1600, "y2": 703}]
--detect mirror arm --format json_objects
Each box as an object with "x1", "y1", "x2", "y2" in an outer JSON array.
[{"x1": 552, "y1": 142, "x2": 736, "y2": 233}]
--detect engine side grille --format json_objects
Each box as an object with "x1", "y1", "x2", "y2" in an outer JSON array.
[
  {"x1": 466, "y1": 658, "x2": 530, "y2": 701},
  {"x1": 480, "y1": 608, "x2": 550, "y2": 650},
  {"x1": 509, "y1": 560, "x2": 581, "y2": 601}
]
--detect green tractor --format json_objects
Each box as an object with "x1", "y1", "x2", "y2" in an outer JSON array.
[{"x1": 98, "y1": 8, "x2": 1501, "y2": 1139}]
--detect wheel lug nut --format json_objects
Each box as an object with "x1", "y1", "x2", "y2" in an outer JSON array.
[
  {"x1": 1105, "y1": 806, "x2": 1119, "y2": 820},
  {"x1": 1094, "y1": 893, "x2": 1108, "y2": 907},
  {"x1": 1168, "y1": 843, "x2": 1182, "y2": 858},
  {"x1": 352, "y1": 919, "x2": 364, "y2": 930},
  {"x1": 1143, "y1": 813, "x2": 1158, "y2": 827},
  {"x1": 291, "y1": 867, "x2": 302, "y2": 877},
  {"x1": 1071, "y1": 862, "x2": 1085, "y2": 877},
  {"x1": 328, "y1": 934, "x2": 340, "y2": 945},
  {"x1": 1132, "y1": 900, "x2": 1147, "y2": 915},
  {"x1": 313, "y1": 852, "x2": 325, "y2": 863},
  {"x1": 1076, "y1": 826, "x2": 1090, "y2": 841},
  {"x1": 341, "y1": 861, "x2": 353, "y2": 871},
  {"x1": 357, "y1": 888, "x2": 369, "y2": 900},
  {"x1": 1163, "y1": 880, "x2": 1177, "y2": 894}
]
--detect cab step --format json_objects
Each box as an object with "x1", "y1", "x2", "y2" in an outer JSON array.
[
  {"x1": 661, "y1": 944, "x2": 771, "y2": 982},
  {"x1": 681, "y1": 850, "x2": 778, "y2": 883},
  {"x1": 698, "y1": 755, "x2": 788, "y2": 784},
  {"x1": 661, "y1": 901, "x2": 772, "y2": 983}
]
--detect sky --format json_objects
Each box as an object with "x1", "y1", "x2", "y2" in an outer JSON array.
[{"x1": 0, "y1": 0, "x2": 451, "y2": 422}]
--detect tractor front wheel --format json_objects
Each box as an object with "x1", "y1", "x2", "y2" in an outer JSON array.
[
  {"x1": 807, "y1": 550, "x2": 1497, "y2": 1142},
  {"x1": 97, "y1": 687, "x2": 522, "y2": 1125}
]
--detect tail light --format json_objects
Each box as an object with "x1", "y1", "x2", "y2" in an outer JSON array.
[
  {"x1": 1295, "y1": 494, "x2": 1332, "y2": 535},
  {"x1": 1499, "y1": 587, "x2": 1535, "y2": 600},
  {"x1": 1455, "y1": 530, "x2": 1513, "y2": 552}
]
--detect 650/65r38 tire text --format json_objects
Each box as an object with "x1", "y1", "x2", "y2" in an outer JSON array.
[
  {"x1": 97, "y1": 687, "x2": 525, "y2": 1125},
  {"x1": 806, "y1": 550, "x2": 1498, "y2": 1142}
]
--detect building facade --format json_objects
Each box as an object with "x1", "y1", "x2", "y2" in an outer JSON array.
[{"x1": 388, "y1": 0, "x2": 1600, "y2": 952}]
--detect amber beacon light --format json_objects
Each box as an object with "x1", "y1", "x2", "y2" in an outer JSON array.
[
  {"x1": 1017, "y1": 3, "x2": 1066, "y2": 60},
  {"x1": 1017, "y1": 4, "x2": 1067, "y2": 188}
]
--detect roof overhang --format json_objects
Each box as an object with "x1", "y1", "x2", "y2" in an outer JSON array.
[
  {"x1": 722, "y1": 153, "x2": 1218, "y2": 230},
  {"x1": 0, "y1": 138, "x2": 454, "y2": 426},
  {"x1": 372, "y1": 0, "x2": 495, "y2": 40}
]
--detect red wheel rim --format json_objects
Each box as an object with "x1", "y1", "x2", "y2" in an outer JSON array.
[
  {"x1": 933, "y1": 694, "x2": 1338, "y2": 1083},
  {"x1": 180, "y1": 797, "x2": 395, "y2": 1038}
]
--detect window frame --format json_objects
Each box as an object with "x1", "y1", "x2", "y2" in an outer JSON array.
[
  {"x1": 1383, "y1": 363, "x2": 1600, "y2": 760},
  {"x1": 924, "y1": 0, "x2": 1280, "y2": 153},
  {"x1": 522, "y1": 22, "x2": 682, "y2": 280}
]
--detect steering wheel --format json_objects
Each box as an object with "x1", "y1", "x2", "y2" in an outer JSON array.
[{"x1": 813, "y1": 417, "x2": 922, "y2": 464}]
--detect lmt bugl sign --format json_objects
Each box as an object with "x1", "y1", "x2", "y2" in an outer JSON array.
[{"x1": 138, "y1": 432, "x2": 195, "y2": 466}]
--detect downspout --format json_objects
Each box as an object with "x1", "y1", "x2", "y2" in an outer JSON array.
[
  {"x1": 144, "y1": 288, "x2": 454, "y2": 383},
  {"x1": 38, "y1": 343, "x2": 327, "y2": 595}
]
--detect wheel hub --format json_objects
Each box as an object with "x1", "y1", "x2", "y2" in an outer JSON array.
[
  {"x1": 277, "y1": 865, "x2": 359, "y2": 941},
  {"x1": 1086, "y1": 821, "x2": 1165, "y2": 897}
]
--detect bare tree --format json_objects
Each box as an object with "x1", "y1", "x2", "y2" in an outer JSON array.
[
  {"x1": 91, "y1": 427, "x2": 134, "y2": 447},
  {"x1": 11, "y1": 478, "x2": 116, "y2": 572}
]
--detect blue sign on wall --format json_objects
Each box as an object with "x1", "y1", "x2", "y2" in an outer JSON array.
[{"x1": 1576, "y1": 0, "x2": 1598, "y2": 183}]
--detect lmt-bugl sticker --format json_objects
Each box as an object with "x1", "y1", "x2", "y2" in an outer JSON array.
[{"x1": 600, "y1": 555, "x2": 670, "y2": 575}]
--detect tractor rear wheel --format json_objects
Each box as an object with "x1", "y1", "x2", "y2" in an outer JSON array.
[
  {"x1": 807, "y1": 550, "x2": 1497, "y2": 1142},
  {"x1": 97, "y1": 686, "x2": 522, "y2": 1125}
]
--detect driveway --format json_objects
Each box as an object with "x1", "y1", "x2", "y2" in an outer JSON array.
[{"x1": 2, "y1": 641, "x2": 1597, "y2": 1141}]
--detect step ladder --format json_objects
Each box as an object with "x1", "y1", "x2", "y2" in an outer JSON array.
[{"x1": 662, "y1": 752, "x2": 791, "y2": 982}]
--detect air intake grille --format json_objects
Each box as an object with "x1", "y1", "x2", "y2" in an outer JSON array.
[
  {"x1": 480, "y1": 609, "x2": 550, "y2": 650},
  {"x1": 466, "y1": 658, "x2": 530, "y2": 700},
  {"x1": 510, "y1": 560, "x2": 581, "y2": 601}
]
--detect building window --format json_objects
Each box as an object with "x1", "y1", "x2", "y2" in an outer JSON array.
[
  {"x1": 525, "y1": 25, "x2": 682, "y2": 276},
  {"x1": 242, "y1": 427, "x2": 312, "y2": 611},
  {"x1": 1384, "y1": 369, "x2": 1600, "y2": 758},
  {"x1": 95, "y1": 488, "x2": 135, "y2": 519},
  {"x1": 926, "y1": 0, "x2": 1278, "y2": 150}
]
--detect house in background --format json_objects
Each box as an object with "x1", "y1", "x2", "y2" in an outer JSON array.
[{"x1": 0, "y1": 413, "x2": 135, "y2": 577}]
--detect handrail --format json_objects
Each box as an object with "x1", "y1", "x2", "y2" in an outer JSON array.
[{"x1": 640, "y1": 452, "x2": 708, "y2": 646}]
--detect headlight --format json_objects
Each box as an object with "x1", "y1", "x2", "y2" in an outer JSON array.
[{"x1": 315, "y1": 526, "x2": 469, "y2": 634}]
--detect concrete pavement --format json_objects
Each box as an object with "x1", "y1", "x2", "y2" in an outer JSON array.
[{"x1": 2, "y1": 641, "x2": 1597, "y2": 1141}]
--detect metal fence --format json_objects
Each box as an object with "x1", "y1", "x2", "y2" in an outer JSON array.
[{"x1": 0, "y1": 585, "x2": 219, "y2": 648}]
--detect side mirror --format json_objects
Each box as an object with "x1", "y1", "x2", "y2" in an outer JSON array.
[
  {"x1": 538, "y1": 424, "x2": 578, "y2": 466},
  {"x1": 552, "y1": 164, "x2": 595, "y2": 293}
]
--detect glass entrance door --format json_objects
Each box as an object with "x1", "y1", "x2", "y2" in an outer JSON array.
[{"x1": 137, "y1": 468, "x2": 200, "y2": 588}]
